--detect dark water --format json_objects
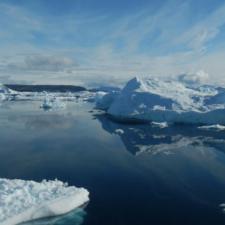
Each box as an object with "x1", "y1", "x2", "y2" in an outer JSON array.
[{"x1": 1, "y1": 101, "x2": 225, "y2": 225}]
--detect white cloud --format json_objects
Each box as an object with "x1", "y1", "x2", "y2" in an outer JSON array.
[
  {"x1": 24, "y1": 55, "x2": 76, "y2": 72},
  {"x1": 0, "y1": 1, "x2": 225, "y2": 86},
  {"x1": 6, "y1": 55, "x2": 77, "y2": 72},
  {"x1": 177, "y1": 70, "x2": 209, "y2": 84},
  {"x1": 175, "y1": 3, "x2": 225, "y2": 51}
]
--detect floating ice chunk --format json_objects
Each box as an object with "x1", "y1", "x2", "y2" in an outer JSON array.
[
  {"x1": 139, "y1": 103, "x2": 147, "y2": 109},
  {"x1": 153, "y1": 105, "x2": 166, "y2": 111},
  {"x1": 41, "y1": 94, "x2": 66, "y2": 110},
  {"x1": 151, "y1": 121, "x2": 168, "y2": 129},
  {"x1": 115, "y1": 129, "x2": 124, "y2": 134},
  {"x1": 220, "y1": 203, "x2": 225, "y2": 213},
  {"x1": 0, "y1": 178, "x2": 89, "y2": 225},
  {"x1": 198, "y1": 124, "x2": 225, "y2": 131}
]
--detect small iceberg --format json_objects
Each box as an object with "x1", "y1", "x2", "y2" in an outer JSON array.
[
  {"x1": 115, "y1": 129, "x2": 124, "y2": 135},
  {"x1": 96, "y1": 76, "x2": 225, "y2": 125},
  {"x1": 0, "y1": 178, "x2": 89, "y2": 225},
  {"x1": 41, "y1": 94, "x2": 66, "y2": 110}
]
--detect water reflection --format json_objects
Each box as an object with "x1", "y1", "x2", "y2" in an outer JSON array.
[
  {"x1": 21, "y1": 208, "x2": 87, "y2": 225},
  {"x1": 96, "y1": 114, "x2": 225, "y2": 156},
  {"x1": 1, "y1": 102, "x2": 225, "y2": 225}
]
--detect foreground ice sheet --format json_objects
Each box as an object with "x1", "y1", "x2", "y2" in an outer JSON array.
[
  {"x1": 0, "y1": 179, "x2": 89, "y2": 225},
  {"x1": 96, "y1": 76, "x2": 225, "y2": 124}
]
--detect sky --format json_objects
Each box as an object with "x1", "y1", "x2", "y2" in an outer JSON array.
[{"x1": 0, "y1": 0, "x2": 225, "y2": 86}]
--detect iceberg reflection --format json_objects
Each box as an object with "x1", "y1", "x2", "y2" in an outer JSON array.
[{"x1": 96, "y1": 114, "x2": 225, "y2": 156}]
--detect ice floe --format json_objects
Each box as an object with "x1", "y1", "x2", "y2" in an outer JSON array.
[
  {"x1": 0, "y1": 178, "x2": 89, "y2": 225},
  {"x1": 96, "y1": 76, "x2": 225, "y2": 125}
]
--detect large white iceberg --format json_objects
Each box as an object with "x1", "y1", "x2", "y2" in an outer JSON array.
[
  {"x1": 0, "y1": 178, "x2": 89, "y2": 225},
  {"x1": 96, "y1": 76, "x2": 225, "y2": 125}
]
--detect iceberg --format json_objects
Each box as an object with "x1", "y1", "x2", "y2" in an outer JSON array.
[
  {"x1": 96, "y1": 76, "x2": 225, "y2": 125},
  {"x1": 0, "y1": 178, "x2": 89, "y2": 225},
  {"x1": 40, "y1": 94, "x2": 66, "y2": 110}
]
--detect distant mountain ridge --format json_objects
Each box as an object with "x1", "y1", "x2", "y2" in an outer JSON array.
[{"x1": 5, "y1": 84, "x2": 86, "y2": 93}]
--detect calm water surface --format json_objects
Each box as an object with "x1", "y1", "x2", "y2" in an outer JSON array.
[{"x1": 1, "y1": 100, "x2": 225, "y2": 225}]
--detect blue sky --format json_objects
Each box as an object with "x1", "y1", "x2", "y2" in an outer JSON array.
[{"x1": 0, "y1": 0, "x2": 225, "y2": 86}]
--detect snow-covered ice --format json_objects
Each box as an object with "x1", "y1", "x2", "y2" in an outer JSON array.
[
  {"x1": 0, "y1": 178, "x2": 89, "y2": 225},
  {"x1": 96, "y1": 76, "x2": 225, "y2": 125}
]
